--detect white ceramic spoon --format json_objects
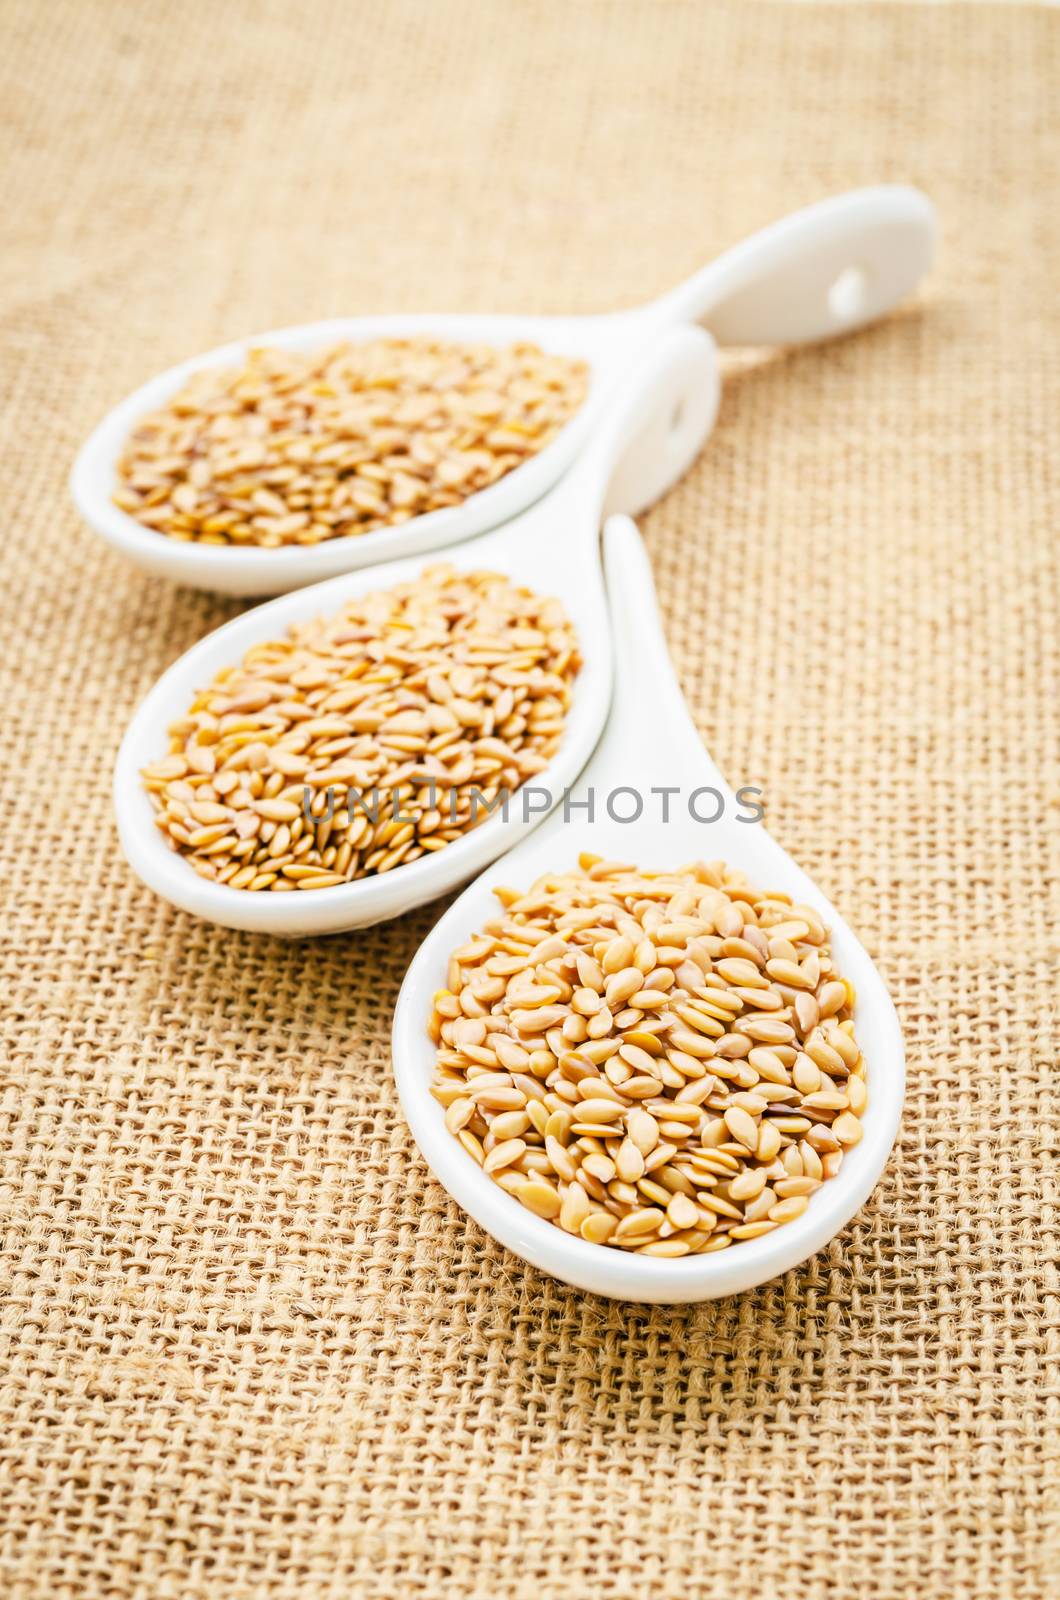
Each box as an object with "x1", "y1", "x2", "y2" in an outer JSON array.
[
  {"x1": 74, "y1": 186, "x2": 935, "y2": 595},
  {"x1": 392, "y1": 516, "x2": 905, "y2": 1303},
  {"x1": 113, "y1": 325, "x2": 718, "y2": 935}
]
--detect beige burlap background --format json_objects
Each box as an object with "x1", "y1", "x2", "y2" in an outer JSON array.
[{"x1": 2, "y1": 2, "x2": 1059, "y2": 1596}]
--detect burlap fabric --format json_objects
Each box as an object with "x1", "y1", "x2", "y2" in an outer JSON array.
[{"x1": 3, "y1": 2, "x2": 1058, "y2": 1596}]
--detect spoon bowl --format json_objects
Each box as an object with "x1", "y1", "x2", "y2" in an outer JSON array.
[
  {"x1": 74, "y1": 186, "x2": 935, "y2": 595},
  {"x1": 113, "y1": 327, "x2": 718, "y2": 935},
  {"x1": 392, "y1": 516, "x2": 905, "y2": 1302}
]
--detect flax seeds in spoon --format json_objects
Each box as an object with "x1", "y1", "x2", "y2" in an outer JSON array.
[
  {"x1": 141, "y1": 565, "x2": 580, "y2": 889},
  {"x1": 429, "y1": 857, "x2": 866, "y2": 1254},
  {"x1": 114, "y1": 338, "x2": 588, "y2": 548}
]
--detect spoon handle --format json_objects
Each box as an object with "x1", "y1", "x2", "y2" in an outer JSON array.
[
  {"x1": 646, "y1": 185, "x2": 936, "y2": 346},
  {"x1": 596, "y1": 514, "x2": 735, "y2": 800},
  {"x1": 594, "y1": 515, "x2": 817, "y2": 880},
  {"x1": 566, "y1": 324, "x2": 719, "y2": 524}
]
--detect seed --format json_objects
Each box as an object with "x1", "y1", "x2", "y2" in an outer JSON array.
[
  {"x1": 717, "y1": 957, "x2": 768, "y2": 988},
  {"x1": 627, "y1": 988, "x2": 667, "y2": 1010},
  {"x1": 626, "y1": 1107, "x2": 659, "y2": 1155},
  {"x1": 491, "y1": 1110, "x2": 530, "y2": 1141},
  {"x1": 765, "y1": 918, "x2": 810, "y2": 943},
  {"x1": 723, "y1": 1107, "x2": 759, "y2": 1149},
  {"x1": 782, "y1": 1144, "x2": 804, "y2": 1178},
  {"x1": 738, "y1": 1017, "x2": 796, "y2": 1044},
  {"x1": 744, "y1": 1187, "x2": 776, "y2": 1223},
  {"x1": 832, "y1": 1111, "x2": 864, "y2": 1145},
  {"x1": 729, "y1": 1167, "x2": 767, "y2": 1201},
  {"x1": 638, "y1": 1239, "x2": 691, "y2": 1257},
  {"x1": 544, "y1": 1106, "x2": 574, "y2": 1140},
  {"x1": 494, "y1": 1037, "x2": 530, "y2": 1073},
  {"x1": 748, "y1": 1047, "x2": 789, "y2": 1083},
  {"x1": 674, "y1": 1008, "x2": 725, "y2": 1040},
  {"x1": 473, "y1": 1084, "x2": 526, "y2": 1111},
  {"x1": 667, "y1": 1029, "x2": 717, "y2": 1060},
  {"x1": 520, "y1": 1179, "x2": 562, "y2": 1219},
  {"x1": 658, "y1": 1109, "x2": 700, "y2": 1134},
  {"x1": 766, "y1": 957, "x2": 813, "y2": 988},
  {"x1": 713, "y1": 902, "x2": 744, "y2": 938},
  {"x1": 188, "y1": 800, "x2": 231, "y2": 825},
  {"x1": 457, "y1": 1129, "x2": 484, "y2": 1165},
  {"x1": 254, "y1": 798, "x2": 301, "y2": 823},
  {"x1": 713, "y1": 1035, "x2": 752, "y2": 1063},
  {"x1": 674, "y1": 1076, "x2": 716, "y2": 1106},
  {"x1": 614, "y1": 1208, "x2": 665, "y2": 1240},
  {"x1": 801, "y1": 1090, "x2": 848, "y2": 1111},
  {"x1": 618, "y1": 1042, "x2": 661, "y2": 1074},
  {"x1": 666, "y1": 1193, "x2": 699, "y2": 1230},
  {"x1": 559, "y1": 1183, "x2": 591, "y2": 1233},
  {"x1": 794, "y1": 991, "x2": 819, "y2": 1035},
  {"x1": 186, "y1": 822, "x2": 229, "y2": 848},
  {"x1": 720, "y1": 936, "x2": 766, "y2": 967},
  {"x1": 806, "y1": 1125, "x2": 840, "y2": 1153},
  {"x1": 510, "y1": 1005, "x2": 568, "y2": 1034},
  {"x1": 806, "y1": 1032, "x2": 847, "y2": 1074},
  {"x1": 452, "y1": 1018, "x2": 487, "y2": 1048},
  {"x1": 774, "y1": 1176, "x2": 820, "y2": 1198},
  {"x1": 580, "y1": 1212, "x2": 618, "y2": 1244},
  {"x1": 847, "y1": 1075, "x2": 868, "y2": 1115},
  {"x1": 444, "y1": 1098, "x2": 475, "y2": 1135},
  {"x1": 574, "y1": 1097, "x2": 624, "y2": 1123},
  {"x1": 483, "y1": 1138, "x2": 526, "y2": 1175},
  {"x1": 527, "y1": 1101, "x2": 550, "y2": 1137},
  {"x1": 545, "y1": 1134, "x2": 577, "y2": 1182},
  {"x1": 828, "y1": 1025, "x2": 861, "y2": 1068},
  {"x1": 115, "y1": 336, "x2": 588, "y2": 548},
  {"x1": 616, "y1": 1138, "x2": 646, "y2": 1183},
  {"x1": 431, "y1": 859, "x2": 864, "y2": 1254},
  {"x1": 793, "y1": 1055, "x2": 822, "y2": 1094},
  {"x1": 817, "y1": 981, "x2": 847, "y2": 1018},
  {"x1": 601, "y1": 937, "x2": 634, "y2": 974},
  {"x1": 621, "y1": 1075, "x2": 664, "y2": 1100},
  {"x1": 575, "y1": 953, "x2": 603, "y2": 990}
]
